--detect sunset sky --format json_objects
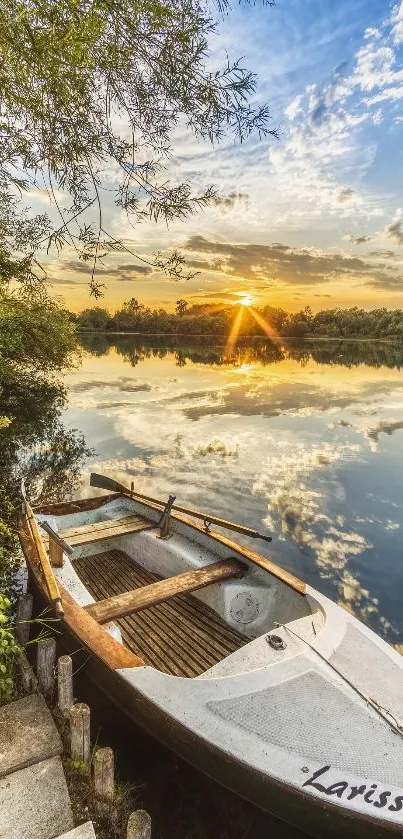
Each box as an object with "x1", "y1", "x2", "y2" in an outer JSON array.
[{"x1": 28, "y1": 0, "x2": 403, "y2": 313}]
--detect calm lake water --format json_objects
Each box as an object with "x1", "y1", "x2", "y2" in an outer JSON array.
[{"x1": 65, "y1": 334, "x2": 403, "y2": 649}]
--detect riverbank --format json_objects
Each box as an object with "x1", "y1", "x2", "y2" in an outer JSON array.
[
  {"x1": 76, "y1": 329, "x2": 401, "y2": 343},
  {"x1": 0, "y1": 597, "x2": 151, "y2": 839},
  {"x1": 0, "y1": 692, "x2": 85, "y2": 839}
]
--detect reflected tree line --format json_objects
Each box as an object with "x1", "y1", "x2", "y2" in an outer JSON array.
[
  {"x1": 80, "y1": 332, "x2": 403, "y2": 370},
  {"x1": 1, "y1": 366, "x2": 90, "y2": 597},
  {"x1": 1, "y1": 373, "x2": 90, "y2": 505},
  {"x1": 1, "y1": 372, "x2": 90, "y2": 602}
]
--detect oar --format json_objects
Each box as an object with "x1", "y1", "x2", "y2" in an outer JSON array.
[
  {"x1": 90, "y1": 473, "x2": 272, "y2": 543},
  {"x1": 21, "y1": 480, "x2": 64, "y2": 617}
]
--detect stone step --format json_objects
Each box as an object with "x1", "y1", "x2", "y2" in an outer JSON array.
[
  {"x1": 0, "y1": 694, "x2": 62, "y2": 779},
  {"x1": 56, "y1": 823, "x2": 96, "y2": 839},
  {"x1": 0, "y1": 756, "x2": 74, "y2": 839}
]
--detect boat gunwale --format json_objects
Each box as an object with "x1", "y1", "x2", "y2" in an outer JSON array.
[{"x1": 18, "y1": 515, "x2": 144, "y2": 670}]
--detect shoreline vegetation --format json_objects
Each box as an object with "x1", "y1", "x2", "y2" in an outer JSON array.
[
  {"x1": 71, "y1": 300, "x2": 403, "y2": 342},
  {"x1": 0, "y1": 295, "x2": 88, "y2": 702}
]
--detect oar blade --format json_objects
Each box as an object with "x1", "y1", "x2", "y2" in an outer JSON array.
[{"x1": 90, "y1": 472, "x2": 128, "y2": 494}]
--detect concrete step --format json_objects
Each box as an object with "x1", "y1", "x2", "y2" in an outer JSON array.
[
  {"x1": 0, "y1": 756, "x2": 74, "y2": 839},
  {"x1": 56, "y1": 823, "x2": 96, "y2": 839},
  {"x1": 0, "y1": 694, "x2": 62, "y2": 779}
]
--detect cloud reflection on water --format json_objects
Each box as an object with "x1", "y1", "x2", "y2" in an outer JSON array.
[
  {"x1": 251, "y1": 440, "x2": 383, "y2": 629},
  {"x1": 64, "y1": 337, "x2": 403, "y2": 646}
]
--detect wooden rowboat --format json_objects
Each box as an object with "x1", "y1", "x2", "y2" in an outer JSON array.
[{"x1": 19, "y1": 474, "x2": 403, "y2": 838}]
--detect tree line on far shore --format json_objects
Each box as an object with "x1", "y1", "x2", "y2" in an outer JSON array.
[{"x1": 70, "y1": 299, "x2": 403, "y2": 340}]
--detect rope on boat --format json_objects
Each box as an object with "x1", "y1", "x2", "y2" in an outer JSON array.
[{"x1": 275, "y1": 622, "x2": 403, "y2": 739}]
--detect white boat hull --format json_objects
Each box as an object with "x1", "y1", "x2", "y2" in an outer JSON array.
[{"x1": 20, "y1": 491, "x2": 403, "y2": 837}]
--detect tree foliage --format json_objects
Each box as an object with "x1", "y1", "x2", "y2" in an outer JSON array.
[
  {"x1": 175, "y1": 299, "x2": 189, "y2": 317},
  {"x1": 0, "y1": 0, "x2": 276, "y2": 295},
  {"x1": 0, "y1": 287, "x2": 78, "y2": 382},
  {"x1": 76, "y1": 306, "x2": 110, "y2": 332},
  {"x1": 75, "y1": 301, "x2": 403, "y2": 341},
  {"x1": 0, "y1": 287, "x2": 86, "y2": 614}
]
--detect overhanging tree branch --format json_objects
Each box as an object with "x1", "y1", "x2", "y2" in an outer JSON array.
[{"x1": 0, "y1": 0, "x2": 278, "y2": 295}]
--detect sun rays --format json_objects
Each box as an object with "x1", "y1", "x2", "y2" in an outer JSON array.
[
  {"x1": 248, "y1": 307, "x2": 284, "y2": 347},
  {"x1": 225, "y1": 304, "x2": 245, "y2": 356},
  {"x1": 224, "y1": 296, "x2": 284, "y2": 358}
]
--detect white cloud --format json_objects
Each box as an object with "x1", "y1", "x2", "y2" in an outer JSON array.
[
  {"x1": 391, "y1": 1, "x2": 403, "y2": 44},
  {"x1": 383, "y1": 208, "x2": 403, "y2": 245},
  {"x1": 353, "y1": 43, "x2": 401, "y2": 93},
  {"x1": 266, "y1": 75, "x2": 378, "y2": 225},
  {"x1": 284, "y1": 94, "x2": 303, "y2": 121},
  {"x1": 364, "y1": 27, "x2": 382, "y2": 41},
  {"x1": 350, "y1": 15, "x2": 403, "y2": 105},
  {"x1": 264, "y1": 10, "x2": 403, "y2": 232}
]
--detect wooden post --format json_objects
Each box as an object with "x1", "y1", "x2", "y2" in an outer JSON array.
[
  {"x1": 70, "y1": 702, "x2": 91, "y2": 765},
  {"x1": 57, "y1": 655, "x2": 73, "y2": 717},
  {"x1": 17, "y1": 653, "x2": 38, "y2": 694},
  {"x1": 127, "y1": 811, "x2": 152, "y2": 839},
  {"x1": 15, "y1": 593, "x2": 33, "y2": 646},
  {"x1": 49, "y1": 536, "x2": 63, "y2": 567},
  {"x1": 36, "y1": 636, "x2": 56, "y2": 696},
  {"x1": 93, "y1": 747, "x2": 114, "y2": 801}
]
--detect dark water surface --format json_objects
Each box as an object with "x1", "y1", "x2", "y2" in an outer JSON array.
[{"x1": 63, "y1": 335, "x2": 403, "y2": 837}]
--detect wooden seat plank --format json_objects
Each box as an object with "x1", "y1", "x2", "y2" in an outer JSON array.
[
  {"x1": 81, "y1": 553, "x2": 242, "y2": 658},
  {"x1": 59, "y1": 514, "x2": 148, "y2": 539},
  {"x1": 87, "y1": 560, "x2": 222, "y2": 675},
  {"x1": 98, "y1": 555, "x2": 242, "y2": 653},
  {"x1": 85, "y1": 558, "x2": 244, "y2": 624},
  {"x1": 57, "y1": 514, "x2": 154, "y2": 547}
]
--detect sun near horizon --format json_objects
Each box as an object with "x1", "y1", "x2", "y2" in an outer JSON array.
[{"x1": 237, "y1": 293, "x2": 254, "y2": 307}]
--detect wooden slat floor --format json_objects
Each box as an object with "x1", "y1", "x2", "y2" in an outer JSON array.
[{"x1": 74, "y1": 549, "x2": 248, "y2": 677}]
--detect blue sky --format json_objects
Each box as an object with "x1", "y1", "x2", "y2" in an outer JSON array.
[{"x1": 37, "y1": 0, "x2": 403, "y2": 311}]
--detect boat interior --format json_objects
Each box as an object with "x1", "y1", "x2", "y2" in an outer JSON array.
[
  {"x1": 75, "y1": 548, "x2": 247, "y2": 676},
  {"x1": 37, "y1": 495, "x2": 324, "y2": 678}
]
